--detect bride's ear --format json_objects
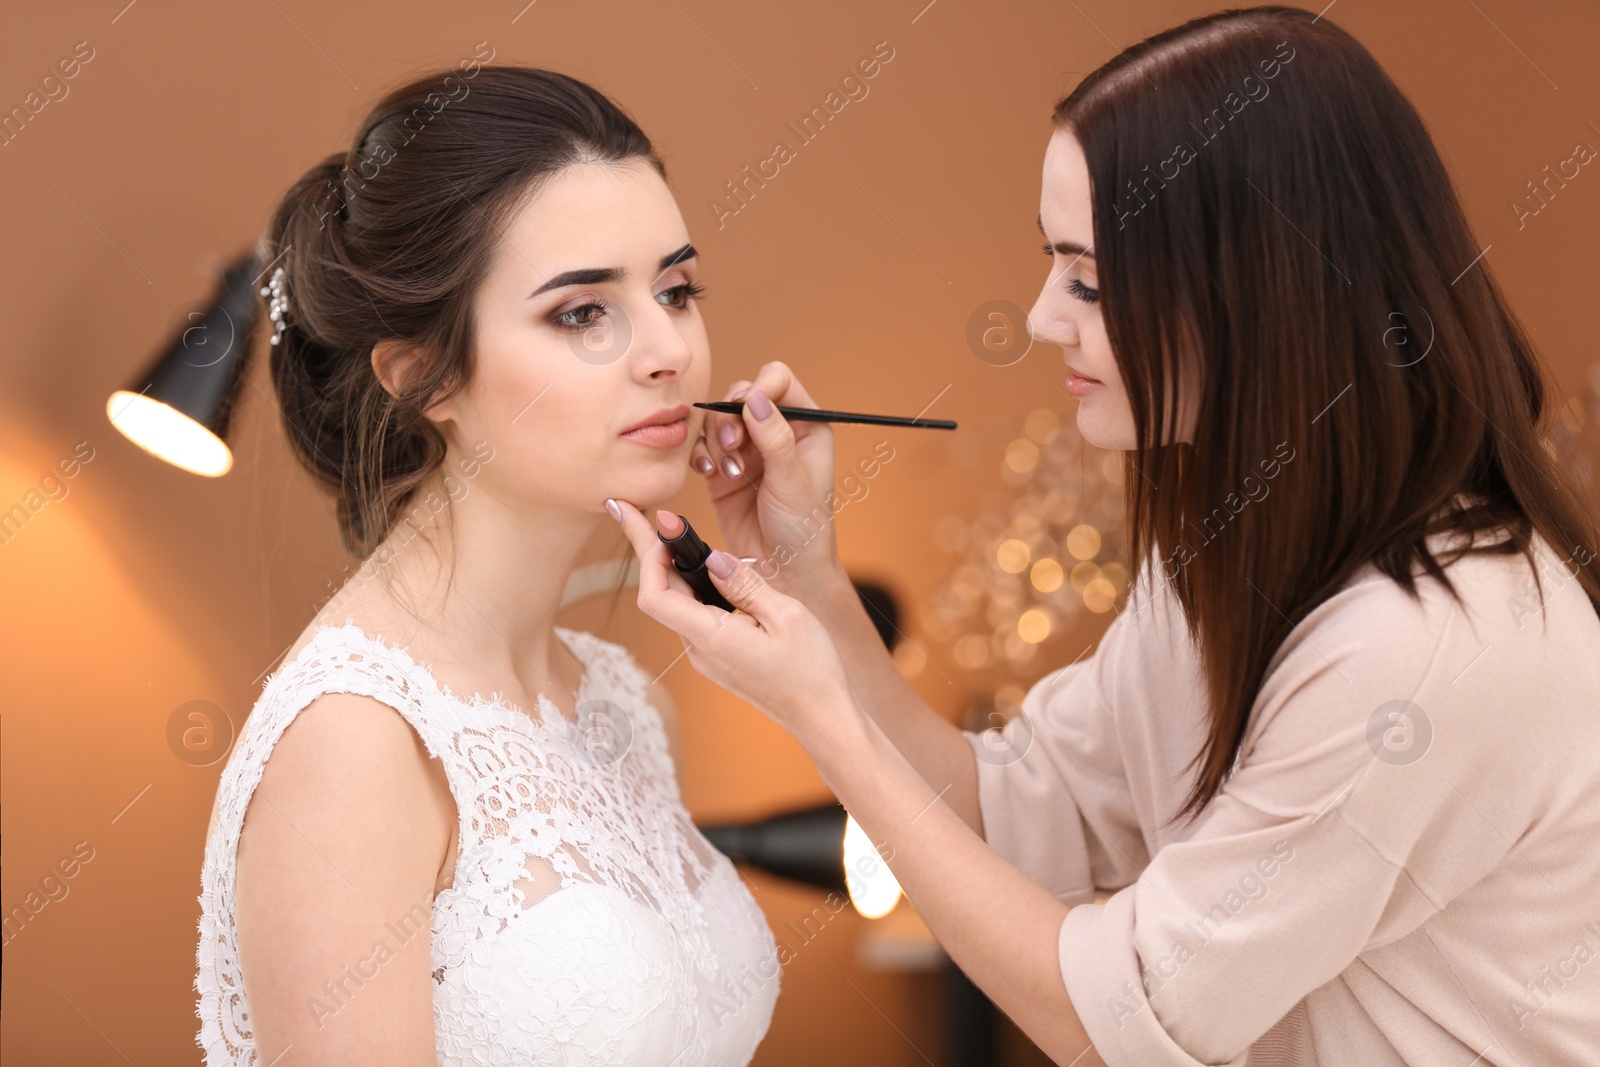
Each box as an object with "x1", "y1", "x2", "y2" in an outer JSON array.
[{"x1": 371, "y1": 339, "x2": 455, "y2": 422}]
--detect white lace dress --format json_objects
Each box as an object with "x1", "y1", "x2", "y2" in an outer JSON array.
[{"x1": 194, "y1": 621, "x2": 780, "y2": 1066}]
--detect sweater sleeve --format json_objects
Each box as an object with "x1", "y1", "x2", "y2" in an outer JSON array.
[
  {"x1": 962, "y1": 596, "x2": 1150, "y2": 905},
  {"x1": 1056, "y1": 575, "x2": 1541, "y2": 1066}
]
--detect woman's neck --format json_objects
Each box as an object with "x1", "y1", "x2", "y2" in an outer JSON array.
[{"x1": 337, "y1": 466, "x2": 605, "y2": 699}]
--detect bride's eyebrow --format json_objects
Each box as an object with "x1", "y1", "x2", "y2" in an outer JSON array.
[
  {"x1": 529, "y1": 243, "x2": 698, "y2": 298},
  {"x1": 657, "y1": 243, "x2": 696, "y2": 273}
]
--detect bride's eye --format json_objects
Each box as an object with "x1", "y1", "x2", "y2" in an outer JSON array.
[
  {"x1": 657, "y1": 282, "x2": 705, "y2": 310},
  {"x1": 551, "y1": 300, "x2": 608, "y2": 330}
]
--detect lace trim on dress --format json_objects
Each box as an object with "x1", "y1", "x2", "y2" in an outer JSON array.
[{"x1": 195, "y1": 620, "x2": 770, "y2": 1066}]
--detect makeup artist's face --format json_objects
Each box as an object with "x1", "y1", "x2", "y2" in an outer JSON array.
[
  {"x1": 432, "y1": 159, "x2": 710, "y2": 517},
  {"x1": 1030, "y1": 129, "x2": 1134, "y2": 450}
]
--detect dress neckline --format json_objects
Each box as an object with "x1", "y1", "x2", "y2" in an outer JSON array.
[{"x1": 292, "y1": 618, "x2": 596, "y2": 735}]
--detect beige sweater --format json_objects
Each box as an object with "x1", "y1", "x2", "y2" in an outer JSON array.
[{"x1": 964, "y1": 531, "x2": 1600, "y2": 1066}]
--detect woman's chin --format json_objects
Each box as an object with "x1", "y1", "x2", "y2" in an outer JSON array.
[
  {"x1": 1074, "y1": 408, "x2": 1137, "y2": 452},
  {"x1": 610, "y1": 461, "x2": 692, "y2": 509}
]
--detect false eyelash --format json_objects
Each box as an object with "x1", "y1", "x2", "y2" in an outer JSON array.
[{"x1": 1067, "y1": 278, "x2": 1100, "y2": 304}]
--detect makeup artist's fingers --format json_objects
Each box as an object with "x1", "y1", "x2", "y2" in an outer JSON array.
[
  {"x1": 606, "y1": 498, "x2": 748, "y2": 646},
  {"x1": 688, "y1": 435, "x2": 717, "y2": 479},
  {"x1": 711, "y1": 362, "x2": 817, "y2": 453},
  {"x1": 700, "y1": 380, "x2": 754, "y2": 477},
  {"x1": 702, "y1": 365, "x2": 828, "y2": 493},
  {"x1": 735, "y1": 387, "x2": 803, "y2": 492},
  {"x1": 699, "y1": 548, "x2": 852, "y2": 715},
  {"x1": 701, "y1": 548, "x2": 794, "y2": 625},
  {"x1": 753, "y1": 361, "x2": 824, "y2": 413},
  {"x1": 744, "y1": 361, "x2": 824, "y2": 429}
]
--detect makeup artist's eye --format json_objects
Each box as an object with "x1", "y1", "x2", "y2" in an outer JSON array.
[
  {"x1": 1067, "y1": 278, "x2": 1100, "y2": 305},
  {"x1": 551, "y1": 300, "x2": 608, "y2": 330},
  {"x1": 657, "y1": 281, "x2": 705, "y2": 310}
]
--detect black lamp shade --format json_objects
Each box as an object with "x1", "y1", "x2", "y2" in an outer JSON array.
[
  {"x1": 106, "y1": 248, "x2": 264, "y2": 476},
  {"x1": 700, "y1": 802, "x2": 850, "y2": 893}
]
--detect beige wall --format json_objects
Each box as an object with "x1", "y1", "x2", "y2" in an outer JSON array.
[{"x1": 3, "y1": 1, "x2": 1598, "y2": 1063}]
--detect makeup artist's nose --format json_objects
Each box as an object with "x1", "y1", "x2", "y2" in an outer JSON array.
[{"x1": 1028, "y1": 294, "x2": 1079, "y2": 348}]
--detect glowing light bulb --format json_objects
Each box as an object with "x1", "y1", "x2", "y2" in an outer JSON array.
[
  {"x1": 843, "y1": 814, "x2": 902, "y2": 918},
  {"x1": 107, "y1": 391, "x2": 233, "y2": 476}
]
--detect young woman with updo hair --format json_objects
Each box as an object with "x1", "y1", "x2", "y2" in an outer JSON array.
[{"x1": 195, "y1": 63, "x2": 779, "y2": 1066}]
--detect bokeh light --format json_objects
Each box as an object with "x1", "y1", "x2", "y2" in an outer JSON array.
[
  {"x1": 1066, "y1": 524, "x2": 1101, "y2": 560},
  {"x1": 1005, "y1": 439, "x2": 1040, "y2": 474},
  {"x1": 1030, "y1": 558, "x2": 1064, "y2": 593},
  {"x1": 996, "y1": 538, "x2": 1031, "y2": 574},
  {"x1": 1083, "y1": 577, "x2": 1118, "y2": 613},
  {"x1": 1017, "y1": 608, "x2": 1052, "y2": 644}
]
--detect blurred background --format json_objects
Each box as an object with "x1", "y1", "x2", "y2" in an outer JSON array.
[{"x1": 3, "y1": 0, "x2": 1598, "y2": 1063}]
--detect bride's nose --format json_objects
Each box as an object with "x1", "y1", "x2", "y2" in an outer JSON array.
[{"x1": 631, "y1": 302, "x2": 696, "y2": 381}]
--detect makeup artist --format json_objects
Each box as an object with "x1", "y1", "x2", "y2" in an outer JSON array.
[{"x1": 607, "y1": 8, "x2": 1600, "y2": 1066}]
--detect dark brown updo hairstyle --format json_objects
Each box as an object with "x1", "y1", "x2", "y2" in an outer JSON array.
[{"x1": 263, "y1": 55, "x2": 664, "y2": 558}]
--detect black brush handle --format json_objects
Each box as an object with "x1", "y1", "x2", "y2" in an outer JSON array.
[{"x1": 693, "y1": 401, "x2": 956, "y2": 430}]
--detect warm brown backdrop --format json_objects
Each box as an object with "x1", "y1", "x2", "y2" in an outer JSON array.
[{"x1": 4, "y1": 0, "x2": 1598, "y2": 1063}]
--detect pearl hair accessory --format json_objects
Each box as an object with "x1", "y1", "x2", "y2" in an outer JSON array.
[{"x1": 261, "y1": 266, "x2": 289, "y2": 345}]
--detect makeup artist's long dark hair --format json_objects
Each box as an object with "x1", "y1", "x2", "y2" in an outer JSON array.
[
  {"x1": 1056, "y1": 5, "x2": 1600, "y2": 822},
  {"x1": 262, "y1": 60, "x2": 660, "y2": 621}
]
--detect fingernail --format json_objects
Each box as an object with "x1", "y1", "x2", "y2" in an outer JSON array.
[
  {"x1": 706, "y1": 549, "x2": 737, "y2": 578},
  {"x1": 719, "y1": 422, "x2": 739, "y2": 449},
  {"x1": 730, "y1": 387, "x2": 750, "y2": 401},
  {"x1": 604, "y1": 498, "x2": 622, "y2": 523},
  {"x1": 692, "y1": 454, "x2": 715, "y2": 475},
  {"x1": 747, "y1": 388, "x2": 774, "y2": 421},
  {"x1": 720, "y1": 454, "x2": 742, "y2": 479}
]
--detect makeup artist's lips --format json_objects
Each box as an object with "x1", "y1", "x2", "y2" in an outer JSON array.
[
  {"x1": 1064, "y1": 366, "x2": 1105, "y2": 398},
  {"x1": 620, "y1": 404, "x2": 691, "y2": 448}
]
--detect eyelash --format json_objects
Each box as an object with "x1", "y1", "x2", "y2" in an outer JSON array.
[
  {"x1": 1042, "y1": 245, "x2": 1100, "y2": 305},
  {"x1": 1067, "y1": 278, "x2": 1100, "y2": 305},
  {"x1": 550, "y1": 282, "x2": 706, "y2": 331},
  {"x1": 661, "y1": 281, "x2": 706, "y2": 309}
]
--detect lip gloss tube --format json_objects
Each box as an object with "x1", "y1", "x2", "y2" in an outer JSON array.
[{"x1": 657, "y1": 513, "x2": 737, "y2": 612}]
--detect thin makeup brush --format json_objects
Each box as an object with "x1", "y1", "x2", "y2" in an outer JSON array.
[{"x1": 692, "y1": 401, "x2": 956, "y2": 430}]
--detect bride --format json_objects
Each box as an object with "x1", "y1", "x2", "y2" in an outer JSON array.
[{"x1": 194, "y1": 64, "x2": 778, "y2": 1065}]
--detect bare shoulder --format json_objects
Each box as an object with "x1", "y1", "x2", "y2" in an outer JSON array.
[
  {"x1": 234, "y1": 690, "x2": 453, "y2": 1063},
  {"x1": 256, "y1": 690, "x2": 450, "y2": 810}
]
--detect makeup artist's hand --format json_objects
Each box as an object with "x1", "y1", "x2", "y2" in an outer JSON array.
[
  {"x1": 608, "y1": 499, "x2": 857, "y2": 742},
  {"x1": 691, "y1": 363, "x2": 846, "y2": 600}
]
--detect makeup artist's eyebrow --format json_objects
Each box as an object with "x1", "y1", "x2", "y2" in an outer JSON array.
[
  {"x1": 529, "y1": 244, "x2": 699, "y2": 299},
  {"x1": 1037, "y1": 214, "x2": 1095, "y2": 260}
]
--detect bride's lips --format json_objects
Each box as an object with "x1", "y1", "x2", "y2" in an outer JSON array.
[
  {"x1": 620, "y1": 404, "x2": 691, "y2": 448},
  {"x1": 1064, "y1": 366, "x2": 1105, "y2": 398}
]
